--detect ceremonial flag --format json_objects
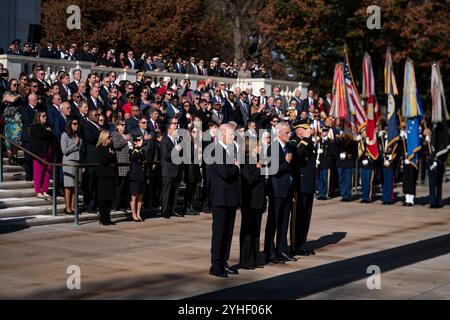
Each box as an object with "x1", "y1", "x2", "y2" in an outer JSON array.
[
  {"x1": 330, "y1": 63, "x2": 347, "y2": 120},
  {"x1": 384, "y1": 48, "x2": 399, "y2": 160},
  {"x1": 362, "y1": 52, "x2": 379, "y2": 160},
  {"x1": 430, "y1": 63, "x2": 450, "y2": 161},
  {"x1": 344, "y1": 48, "x2": 367, "y2": 134},
  {"x1": 402, "y1": 58, "x2": 423, "y2": 167}
]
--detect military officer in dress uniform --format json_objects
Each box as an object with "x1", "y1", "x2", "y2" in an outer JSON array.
[
  {"x1": 289, "y1": 119, "x2": 317, "y2": 256},
  {"x1": 336, "y1": 130, "x2": 358, "y2": 202},
  {"x1": 358, "y1": 127, "x2": 375, "y2": 203},
  {"x1": 316, "y1": 124, "x2": 337, "y2": 200}
]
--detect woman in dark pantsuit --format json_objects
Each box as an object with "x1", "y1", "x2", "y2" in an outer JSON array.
[
  {"x1": 182, "y1": 127, "x2": 202, "y2": 215},
  {"x1": 239, "y1": 137, "x2": 267, "y2": 269},
  {"x1": 95, "y1": 130, "x2": 117, "y2": 225}
]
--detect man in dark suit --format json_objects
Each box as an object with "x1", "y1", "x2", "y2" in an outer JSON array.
[
  {"x1": 264, "y1": 121, "x2": 296, "y2": 264},
  {"x1": 68, "y1": 69, "x2": 82, "y2": 95},
  {"x1": 126, "y1": 106, "x2": 140, "y2": 134},
  {"x1": 58, "y1": 72, "x2": 72, "y2": 102},
  {"x1": 289, "y1": 119, "x2": 317, "y2": 257},
  {"x1": 125, "y1": 51, "x2": 138, "y2": 69},
  {"x1": 160, "y1": 118, "x2": 182, "y2": 218},
  {"x1": 81, "y1": 109, "x2": 101, "y2": 212},
  {"x1": 186, "y1": 57, "x2": 199, "y2": 75},
  {"x1": 87, "y1": 86, "x2": 105, "y2": 114},
  {"x1": 208, "y1": 123, "x2": 241, "y2": 277},
  {"x1": 323, "y1": 93, "x2": 332, "y2": 115},
  {"x1": 39, "y1": 39, "x2": 60, "y2": 59},
  {"x1": 174, "y1": 57, "x2": 186, "y2": 74},
  {"x1": 301, "y1": 89, "x2": 318, "y2": 113},
  {"x1": 34, "y1": 67, "x2": 50, "y2": 97},
  {"x1": 19, "y1": 93, "x2": 38, "y2": 180},
  {"x1": 99, "y1": 76, "x2": 111, "y2": 102}
]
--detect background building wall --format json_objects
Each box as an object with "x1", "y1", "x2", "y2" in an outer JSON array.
[{"x1": 0, "y1": 0, "x2": 42, "y2": 52}]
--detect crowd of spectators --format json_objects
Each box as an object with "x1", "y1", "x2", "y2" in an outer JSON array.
[{"x1": 3, "y1": 38, "x2": 272, "y2": 79}]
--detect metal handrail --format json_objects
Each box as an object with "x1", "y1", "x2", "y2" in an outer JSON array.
[{"x1": 0, "y1": 133, "x2": 138, "y2": 225}]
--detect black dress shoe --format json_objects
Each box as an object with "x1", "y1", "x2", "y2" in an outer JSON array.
[
  {"x1": 305, "y1": 248, "x2": 316, "y2": 255},
  {"x1": 265, "y1": 255, "x2": 285, "y2": 264},
  {"x1": 209, "y1": 268, "x2": 228, "y2": 278},
  {"x1": 280, "y1": 253, "x2": 297, "y2": 262},
  {"x1": 406, "y1": 203, "x2": 413, "y2": 207},
  {"x1": 224, "y1": 266, "x2": 239, "y2": 275},
  {"x1": 172, "y1": 212, "x2": 184, "y2": 217},
  {"x1": 162, "y1": 213, "x2": 171, "y2": 219},
  {"x1": 294, "y1": 248, "x2": 310, "y2": 256}
]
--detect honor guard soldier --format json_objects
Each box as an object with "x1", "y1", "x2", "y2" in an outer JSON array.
[
  {"x1": 358, "y1": 127, "x2": 375, "y2": 203},
  {"x1": 289, "y1": 119, "x2": 317, "y2": 257},
  {"x1": 427, "y1": 124, "x2": 448, "y2": 209},
  {"x1": 336, "y1": 130, "x2": 358, "y2": 201},
  {"x1": 399, "y1": 127, "x2": 419, "y2": 206},
  {"x1": 316, "y1": 124, "x2": 337, "y2": 200}
]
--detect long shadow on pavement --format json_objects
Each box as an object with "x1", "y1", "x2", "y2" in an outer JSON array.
[{"x1": 188, "y1": 233, "x2": 450, "y2": 300}]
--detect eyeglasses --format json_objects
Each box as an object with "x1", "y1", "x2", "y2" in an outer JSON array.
[
  {"x1": 140, "y1": 121, "x2": 148, "y2": 124},
  {"x1": 93, "y1": 114, "x2": 99, "y2": 117},
  {"x1": 129, "y1": 96, "x2": 136, "y2": 99},
  {"x1": 73, "y1": 95, "x2": 80, "y2": 98},
  {"x1": 132, "y1": 109, "x2": 140, "y2": 112},
  {"x1": 21, "y1": 78, "x2": 28, "y2": 81},
  {"x1": 117, "y1": 123, "x2": 125, "y2": 126},
  {"x1": 11, "y1": 83, "x2": 18, "y2": 86},
  {"x1": 72, "y1": 123, "x2": 79, "y2": 126},
  {"x1": 31, "y1": 85, "x2": 38, "y2": 88}
]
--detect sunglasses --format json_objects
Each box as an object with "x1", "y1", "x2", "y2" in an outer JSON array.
[
  {"x1": 31, "y1": 85, "x2": 38, "y2": 88},
  {"x1": 117, "y1": 123, "x2": 125, "y2": 126},
  {"x1": 72, "y1": 123, "x2": 79, "y2": 125},
  {"x1": 140, "y1": 121, "x2": 148, "y2": 124}
]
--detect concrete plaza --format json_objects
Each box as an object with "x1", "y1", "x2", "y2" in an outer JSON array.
[{"x1": 0, "y1": 183, "x2": 449, "y2": 300}]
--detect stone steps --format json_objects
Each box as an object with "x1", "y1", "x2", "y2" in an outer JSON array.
[{"x1": 0, "y1": 204, "x2": 66, "y2": 219}]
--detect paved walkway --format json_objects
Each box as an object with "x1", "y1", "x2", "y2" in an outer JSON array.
[{"x1": 0, "y1": 183, "x2": 449, "y2": 299}]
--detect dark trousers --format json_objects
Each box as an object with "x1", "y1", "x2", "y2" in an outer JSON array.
[
  {"x1": 22, "y1": 142, "x2": 33, "y2": 180},
  {"x1": 403, "y1": 165, "x2": 417, "y2": 195},
  {"x1": 428, "y1": 162, "x2": 444, "y2": 206},
  {"x1": 151, "y1": 165, "x2": 162, "y2": 207},
  {"x1": 382, "y1": 167, "x2": 395, "y2": 203},
  {"x1": 338, "y1": 167, "x2": 353, "y2": 200},
  {"x1": 239, "y1": 207, "x2": 263, "y2": 268},
  {"x1": 112, "y1": 176, "x2": 129, "y2": 210},
  {"x1": 211, "y1": 206, "x2": 237, "y2": 271},
  {"x1": 82, "y1": 167, "x2": 97, "y2": 210},
  {"x1": 291, "y1": 192, "x2": 314, "y2": 251},
  {"x1": 161, "y1": 176, "x2": 179, "y2": 216},
  {"x1": 98, "y1": 200, "x2": 112, "y2": 223},
  {"x1": 264, "y1": 194, "x2": 292, "y2": 258},
  {"x1": 183, "y1": 182, "x2": 197, "y2": 209},
  {"x1": 317, "y1": 168, "x2": 330, "y2": 198},
  {"x1": 360, "y1": 168, "x2": 374, "y2": 202},
  {"x1": 201, "y1": 164, "x2": 211, "y2": 207}
]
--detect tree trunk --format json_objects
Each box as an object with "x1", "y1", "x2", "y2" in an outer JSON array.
[{"x1": 233, "y1": 14, "x2": 244, "y2": 64}]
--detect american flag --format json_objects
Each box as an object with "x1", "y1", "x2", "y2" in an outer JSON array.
[{"x1": 344, "y1": 51, "x2": 367, "y2": 132}]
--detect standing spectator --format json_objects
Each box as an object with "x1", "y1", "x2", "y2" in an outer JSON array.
[
  {"x1": 59, "y1": 72, "x2": 72, "y2": 102},
  {"x1": 19, "y1": 93, "x2": 38, "y2": 180},
  {"x1": 81, "y1": 109, "x2": 101, "y2": 213},
  {"x1": 208, "y1": 123, "x2": 241, "y2": 277},
  {"x1": 8, "y1": 39, "x2": 23, "y2": 55},
  {"x1": 239, "y1": 138, "x2": 266, "y2": 269},
  {"x1": 95, "y1": 130, "x2": 117, "y2": 225},
  {"x1": 18, "y1": 72, "x2": 30, "y2": 97},
  {"x1": 129, "y1": 135, "x2": 146, "y2": 222},
  {"x1": 61, "y1": 118, "x2": 82, "y2": 214},
  {"x1": 174, "y1": 57, "x2": 185, "y2": 74},
  {"x1": 237, "y1": 62, "x2": 251, "y2": 79},
  {"x1": 182, "y1": 127, "x2": 201, "y2": 215},
  {"x1": 39, "y1": 39, "x2": 59, "y2": 59},
  {"x1": 111, "y1": 119, "x2": 132, "y2": 211},
  {"x1": 30, "y1": 111, "x2": 54, "y2": 199},
  {"x1": 187, "y1": 57, "x2": 199, "y2": 75},
  {"x1": 65, "y1": 43, "x2": 78, "y2": 61},
  {"x1": 160, "y1": 117, "x2": 182, "y2": 218},
  {"x1": 3, "y1": 79, "x2": 23, "y2": 165}
]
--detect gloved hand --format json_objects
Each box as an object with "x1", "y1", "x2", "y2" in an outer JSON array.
[
  {"x1": 318, "y1": 148, "x2": 324, "y2": 154},
  {"x1": 384, "y1": 160, "x2": 390, "y2": 167},
  {"x1": 357, "y1": 135, "x2": 362, "y2": 141},
  {"x1": 404, "y1": 159, "x2": 410, "y2": 165},
  {"x1": 316, "y1": 160, "x2": 320, "y2": 166},
  {"x1": 430, "y1": 161, "x2": 437, "y2": 171},
  {"x1": 340, "y1": 152, "x2": 346, "y2": 160},
  {"x1": 378, "y1": 131, "x2": 384, "y2": 138},
  {"x1": 425, "y1": 135, "x2": 431, "y2": 142},
  {"x1": 400, "y1": 130, "x2": 406, "y2": 138},
  {"x1": 362, "y1": 159, "x2": 369, "y2": 166}
]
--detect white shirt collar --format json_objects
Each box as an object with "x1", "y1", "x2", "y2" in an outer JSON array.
[{"x1": 276, "y1": 138, "x2": 286, "y2": 149}]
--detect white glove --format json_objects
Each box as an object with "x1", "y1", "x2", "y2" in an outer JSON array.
[
  {"x1": 378, "y1": 131, "x2": 384, "y2": 138},
  {"x1": 384, "y1": 160, "x2": 390, "y2": 167},
  {"x1": 340, "y1": 152, "x2": 346, "y2": 160},
  {"x1": 404, "y1": 159, "x2": 410, "y2": 165},
  {"x1": 430, "y1": 161, "x2": 437, "y2": 171},
  {"x1": 400, "y1": 130, "x2": 406, "y2": 138},
  {"x1": 362, "y1": 159, "x2": 369, "y2": 166},
  {"x1": 388, "y1": 155, "x2": 392, "y2": 161},
  {"x1": 316, "y1": 160, "x2": 321, "y2": 166},
  {"x1": 357, "y1": 135, "x2": 362, "y2": 141},
  {"x1": 318, "y1": 148, "x2": 324, "y2": 154},
  {"x1": 425, "y1": 136, "x2": 431, "y2": 142}
]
